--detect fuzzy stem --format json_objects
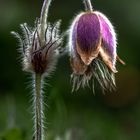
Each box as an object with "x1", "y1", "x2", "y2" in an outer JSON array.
[
  {"x1": 83, "y1": 0, "x2": 93, "y2": 12},
  {"x1": 40, "y1": 0, "x2": 51, "y2": 44},
  {"x1": 34, "y1": 74, "x2": 43, "y2": 140}
]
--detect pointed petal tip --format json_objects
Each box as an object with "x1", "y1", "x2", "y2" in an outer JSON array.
[
  {"x1": 79, "y1": 53, "x2": 97, "y2": 65},
  {"x1": 117, "y1": 55, "x2": 126, "y2": 65},
  {"x1": 80, "y1": 56, "x2": 93, "y2": 65},
  {"x1": 112, "y1": 67, "x2": 118, "y2": 73},
  {"x1": 99, "y1": 47, "x2": 117, "y2": 73},
  {"x1": 76, "y1": 42, "x2": 101, "y2": 65},
  {"x1": 71, "y1": 56, "x2": 88, "y2": 75}
]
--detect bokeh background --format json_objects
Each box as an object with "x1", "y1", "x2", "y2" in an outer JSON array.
[{"x1": 0, "y1": 0, "x2": 140, "y2": 140}]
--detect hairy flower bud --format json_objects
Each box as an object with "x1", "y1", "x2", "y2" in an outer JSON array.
[
  {"x1": 69, "y1": 0, "x2": 125, "y2": 92},
  {"x1": 12, "y1": 19, "x2": 63, "y2": 76}
]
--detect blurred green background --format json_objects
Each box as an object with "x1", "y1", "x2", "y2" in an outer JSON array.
[{"x1": 0, "y1": 0, "x2": 140, "y2": 140}]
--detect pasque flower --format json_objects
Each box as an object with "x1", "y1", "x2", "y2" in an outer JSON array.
[
  {"x1": 11, "y1": 5, "x2": 63, "y2": 75},
  {"x1": 11, "y1": 0, "x2": 63, "y2": 140},
  {"x1": 69, "y1": 0, "x2": 125, "y2": 92}
]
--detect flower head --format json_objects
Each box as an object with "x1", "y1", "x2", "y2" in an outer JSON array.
[
  {"x1": 69, "y1": 0, "x2": 125, "y2": 92},
  {"x1": 11, "y1": 0, "x2": 63, "y2": 76}
]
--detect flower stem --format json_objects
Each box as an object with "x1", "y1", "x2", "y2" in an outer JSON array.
[
  {"x1": 83, "y1": 0, "x2": 93, "y2": 12},
  {"x1": 34, "y1": 74, "x2": 43, "y2": 140}
]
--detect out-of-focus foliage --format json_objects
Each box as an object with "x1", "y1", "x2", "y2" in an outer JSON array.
[
  {"x1": 1, "y1": 128, "x2": 24, "y2": 140},
  {"x1": 0, "y1": 0, "x2": 140, "y2": 140}
]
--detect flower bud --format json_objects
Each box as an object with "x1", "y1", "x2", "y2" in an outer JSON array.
[{"x1": 12, "y1": 20, "x2": 63, "y2": 75}]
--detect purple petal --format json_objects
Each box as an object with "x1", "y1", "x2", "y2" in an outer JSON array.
[
  {"x1": 69, "y1": 14, "x2": 88, "y2": 74},
  {"x1": 96, "y1": 12, "x2": 117, "y2": 61},
  {"x1": 71, "y1": 17, "x2": 79, "y2": 55},
  {"x1": 77, "y1": 13, "x2": 101, "y2": 52},
  {"x1": 74, "y1": 13, "x2": 101, "y2": 65}
]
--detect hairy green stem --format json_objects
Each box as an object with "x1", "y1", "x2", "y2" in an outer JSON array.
[
  {"x1": 83, "y1": 0, "x2": 93, "y2": 12},
  {"x1": 34, "y1": 74, "x2": 43, "y2": 140}
]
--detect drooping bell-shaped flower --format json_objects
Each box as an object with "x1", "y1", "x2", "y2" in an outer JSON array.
[{"x1": 69, "y1": 0, "x2": 125, "y2": 92}]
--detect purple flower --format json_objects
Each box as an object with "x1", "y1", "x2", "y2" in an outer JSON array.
[{"x1": 69, "y1": 0, "x2": 125, "y2": 92}]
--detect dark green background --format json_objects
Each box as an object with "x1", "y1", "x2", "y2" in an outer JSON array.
[{"x1": 0, "y1": 0, "x2": 140, "y2": 139}]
